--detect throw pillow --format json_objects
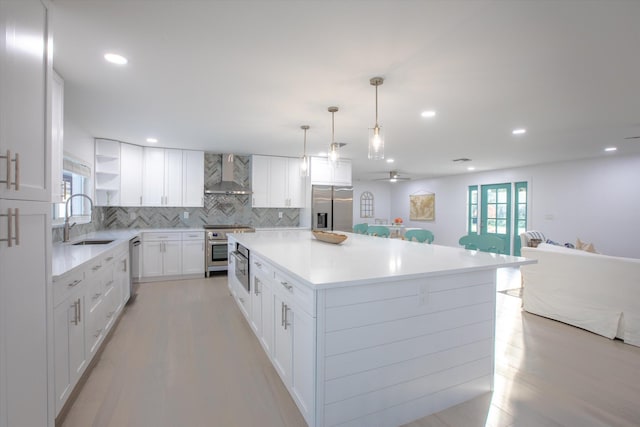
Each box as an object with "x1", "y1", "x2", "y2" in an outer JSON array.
[{"x1": 576, "y1": 238, "x2": 597, "y2": 253}]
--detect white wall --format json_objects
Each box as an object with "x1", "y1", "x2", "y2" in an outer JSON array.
[
  {"x1": 386, "y1": 154, "x2": 640, "y2": 258},
  {"x1": 352, "y1": 180, "x2": 391, "y2": 225}
]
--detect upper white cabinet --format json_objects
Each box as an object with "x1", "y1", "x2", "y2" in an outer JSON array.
[
  {"x1": 0, "y1": 0, "x2": 51, "y2": 203},
  {"x1": 51, "y1": 71, "x2": 64, "y2": 203},
  {"x1": 98, "y1": 142, "x2": 203, "y2": 207},
  {"x1": 119, "y1": 143, "x2": 143, "y2": 206},
  {"x1": 310, "y1": 157, "x2": 352, "y2": 186},
  {"x1": 95, "y1": 139, "x2": 121, "y2": 206},
  {"x1": 182, "y1": 150, "x2": 204, "y2": 207},
  {"x1": 252, "y1": 155, "x2": 305, "y2": 208}
]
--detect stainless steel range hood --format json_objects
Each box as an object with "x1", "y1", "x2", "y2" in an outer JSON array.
[{"x1": 204, "y1": 154, "x2": 252, "y2": 195}]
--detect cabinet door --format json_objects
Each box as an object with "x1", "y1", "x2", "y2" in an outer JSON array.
[
  {"x1": 0, "y1": 200, "x2": 50, "y2": 427},
  {"x1": 287, "y1": 158, "x2": 305, "y2": 208},
  {"x1": 163, "y1": 240, "x2": 182, "y2": 276},
  {"x1": 332, "y1": 159, "x2": 352, "y2": 185},
  {"x1": 53, "y1": 301, "x2": 72, "y2": 415},
  {"x1": 164, "y1": 149, "x2": 182, "y2": 206},
  {"x1": 141, "y1": 241, "x2": 163, "y2": 277},
  {"x1": 251, "y1": 155, "x2": 270, "y2": 207},
  {"x1": 183, "y1": 150, "x2": 204, "y2": 207},
  {"x1": 120, "y1": 143, "x2": 143, "y2": 206},
  {"x1": 291, "y1": 308, "x2": 315, "y2": 424},
  {"x1": 182, "y1": 239, "x2": 204, "y2": 275},
  {"x1": 310, "y1": 157, "x2": 332, "y2": 185},
  {"x1": 268, "y1": 157, "x2": 288, "y2": 207},
  {"x1": 260, "y1": 279, "x2": 274, "y2": 355},
  {"x1": 250, "y1": 274, "x2": 263, "y2": 335},
  {"x1": 68, "y1": 295, "x2": 87, "y2": 384},
  {"x1": 272, "y1": 293, "x2": 293, "y2": 384},
  {"x1": 142, "y1": 147, "x2": 165, "y2": 206},
  {"x1": 0, "y1": 0, "x2": 51, "y2": 202}
]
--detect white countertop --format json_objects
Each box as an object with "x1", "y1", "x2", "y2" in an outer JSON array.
[
  {"x1": 52, "y1": 228, "x2": 203, "y2": 278},
  {"x1": 232, "y1": 230, "x2": 535, "y2": 288}
]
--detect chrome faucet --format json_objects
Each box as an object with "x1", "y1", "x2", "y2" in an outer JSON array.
[{"x1": 64, "y1": 193, "x2": 94, "y2": 242}]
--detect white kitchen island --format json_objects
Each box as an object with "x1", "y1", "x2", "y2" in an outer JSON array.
[{"x1": 227, "y1": 230, "x2": 534, "y2": 427}]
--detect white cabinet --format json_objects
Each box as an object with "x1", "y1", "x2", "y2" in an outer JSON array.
[
  {"x1": 95, "y1": 139, "x2": 121, "y2": 206},
  {"x1": 181, "y1": 231, "x2": 204, "y2": 276},
  {"x1": 141, "y1": 232, "x2": 183, "y2": 279},
  {"x1": 182, "y1": 150, "x2": 204, "y2": 207},
  {"x1": 232, "y1": 251, "x2": 315, "y2": 427},
  {"x1": 0, "y1": 2, "x2": 52, "y2": 425},
  {"x1": 310, "y1": 156, "x2": 352, "y2": 186},
  {"x1": 142, "y1": 148, "x2": 184, "y2": 206},
  {"x1": 120, "y1": 143, "x2": 143, "y2": 206},
  {"x1": 140, "y1": 231, "x2": 204, "y2": 280},
  {"x1": 51, "y1": 71, "x2": 64, "y2": 203},
  {"x1": 0, "y1": 0, "x2": 51, "y2": 203},
  {"x1": 252, "y1": 155, "x2": 305, "y2": 208},
  {"x1": 52, "y1": 243, "x2": 130, "y2": 417}
]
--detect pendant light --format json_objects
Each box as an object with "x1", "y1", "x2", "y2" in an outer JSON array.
[
  {"x1": 368, "y1": 76, "x2": 385, "y2": 160},
  {"x1": 300, "y1": 125, "x2": 310, "y2": 177},
  {"x1": 328, "y1": 106, "x2": 340, "y2": 168}
]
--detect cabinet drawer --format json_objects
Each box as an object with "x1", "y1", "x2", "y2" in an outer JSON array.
[
  {"x1": 182, "y1": 231, "x2": 204, "y2": 241},
  {"x1": 143, "y1": 231, "x2": 181, "y2": 241},
  {"x1": 274, "y1": 269, "x2": 315, "y2": 317},
  {"x1": 53, "y1": 269, "x2": 85, "y2": 307},
  {"x1": 251, "y1": 254, "x2": 273, "y2": 278}
]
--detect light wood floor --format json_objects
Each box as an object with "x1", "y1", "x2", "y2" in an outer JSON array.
[{"x1": 60, "y1": 269, "x2": 640, "y2": 427}]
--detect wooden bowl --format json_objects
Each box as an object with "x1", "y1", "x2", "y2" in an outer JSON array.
[{"x1": 312, "y1": 230, "x2": 348, "y2": 245}]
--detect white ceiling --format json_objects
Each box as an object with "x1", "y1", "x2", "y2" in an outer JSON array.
[{"x1": 51, "y1": 0, "x2": 640, "y2": 181}]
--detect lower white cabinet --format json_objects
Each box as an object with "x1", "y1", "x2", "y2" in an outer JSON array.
[
  {"x1": 230, "y1": 240, "x2": 315, "y2": 426},
  {"x1": 140, "y1": 231, "x2": 204, "y2": 281},
  {"x1": 53, "y1": 242, "x2": 130, "y2": 417}
]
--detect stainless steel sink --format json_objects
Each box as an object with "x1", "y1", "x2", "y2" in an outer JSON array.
[{"x1": 72, "y1": 239, "x2": 114, "y2": 246}]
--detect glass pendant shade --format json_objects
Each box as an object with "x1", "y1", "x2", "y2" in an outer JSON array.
[
  {"x1": 300, "y1": 125, "x2": 310, "y2": 177},
  {"x1": 368, "y1": 125, "x2": 384, "y2": 160},
  {"x1": 368, "y1": 76, "x2": 385, "y2": 160}
]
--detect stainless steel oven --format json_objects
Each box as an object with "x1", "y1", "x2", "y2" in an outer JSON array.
[
  {"x1": 205, "y1": 225, "x2": 255, "y2": 275},
  {"x1": 232, "y1": 243, "x2": 250, "y2": 292}
]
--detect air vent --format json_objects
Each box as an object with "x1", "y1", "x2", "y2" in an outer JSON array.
[
  {"x1": 623, "y1": 136, "x2": 640, "y2": 140},
  {"x1": 452, "y1": 158, "x2": 472, "y2": 162}
]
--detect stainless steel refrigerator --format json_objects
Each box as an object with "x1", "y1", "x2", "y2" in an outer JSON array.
[{"x1": 311, "y1": 185, "x2": 353, "y2": 232}]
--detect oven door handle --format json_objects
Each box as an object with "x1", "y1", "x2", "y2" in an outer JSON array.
[{"x1": 231, "y1": 251, "x2": 248, "y2": 274}]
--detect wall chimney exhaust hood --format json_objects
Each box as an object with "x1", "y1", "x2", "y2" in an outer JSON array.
[{"x1": 204, "y1": 154, "x2": 252, "y2": 195}]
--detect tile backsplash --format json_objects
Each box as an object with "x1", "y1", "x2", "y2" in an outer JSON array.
[{"x1": 51, "y1": 152, "x2": 301, "y2": 243}]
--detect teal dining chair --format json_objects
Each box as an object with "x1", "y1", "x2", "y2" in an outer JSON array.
[
  {"x1": 366, "y1": 225, "x2": 390, "y2": 238},
  {"x1": 459, "y1": 234, "x2": 505, "y2": 254},
  {"x1": 353, "y1": 223, "x2": 369, "y2": 234},
  {"x1": 404, "y1": 229, "x2": 434, "y2": 243}
]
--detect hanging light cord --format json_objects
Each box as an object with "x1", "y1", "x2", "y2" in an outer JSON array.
[
  {"x1": 375, "y1": 83, "x2": 379, "y2": 128},
  {"x1": 303, "y1": 127, "x2": 307, "y2": 155}
]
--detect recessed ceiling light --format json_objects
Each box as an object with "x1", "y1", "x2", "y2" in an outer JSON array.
[
  {"x1": 605, "y1": 147, "x2": 617, "y2": 152},
  {"x1": 386, "y1": 158, "x2": 394, "y2": 163},
  {"x1": 421, "y1": 110, "x2": 436, "y2": 118},
  {"x1": 104, "y1": 53, "x2": 128, "y2": 65},
  {"x1": 146, "y1": 137, "x2": 158, "y2": 143},
  {"x1": 467, "y1": 166, "x2": 476, "y2": 171},
  {"x1": 512, "y1": 128, "x2": 526, "y2": 135}
]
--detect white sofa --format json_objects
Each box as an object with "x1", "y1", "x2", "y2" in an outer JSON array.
[{"x1": 521, "y1": 243, "x2": 640, "y2": 347}]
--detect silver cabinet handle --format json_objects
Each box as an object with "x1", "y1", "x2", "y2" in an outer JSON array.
[
  {"x1": 67, "y1": 279, "x2": 81, "y2": 288},
  {"x1": 77, "y1": 298, "x2": 81, "y2": 322},
  {"x1": 93, "y1": 292, "x2": 101, "y2": 300},
  {"x1": 254, "y1": 261, "x2": 262, "y2": 268},
  {"x1": 123, "y1": 259, "x2": 127, "y2": 272},
  {"x1": 105, "y1": 280, "x2": 114, "y2": 287},
  {"x1": 94, "y1": 328, "x2": 102, "y2": 338},
  {"x1": 239, "y1": 297, "x2": 245, "y2": 303},
  {"x1": 280, "y1": 281, "x2": 293, "y2": 291},
  {"x1": 1, "y1": 208, "x2": 19, "y2": 247},
  {"x1": 70, "y1": 301, "x2": 78, "y2": 325},
  {"x1": 139, "y1": 196, "x2": 142, "y2": 205},
  {"x1": 254, "y1": 277, "x2": 260, "y2": 295},
  {"x1": 281, "y1": 302, "x2": 285, "y2": 327},
  {"x1": 105, "y1": 256, "x2": 114, "y2": 262},
  {"x1": 92, "y1": 264, "x2": 102, "y2": 271},
  {"x1": 0, "y1": 150, "x2": 19, "y2": 190},
  {"x1": 283, "y1": 304, "x2": 290, "y2": 330}
]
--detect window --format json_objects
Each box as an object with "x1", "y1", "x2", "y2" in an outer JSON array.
[
  {"x1": 514, "y1": 181, "x2": 528, "y2": 256},
  {"x1": 53, "y1": 156, "x2": 93, "y2": 224},
  {"x1": 467, "y1": 186, "x2": 478, "y2": 233},
  {"x1": 360, "y1": 191, "x2": 374, "y2": 218}
]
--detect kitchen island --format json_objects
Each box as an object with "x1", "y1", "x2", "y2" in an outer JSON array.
[{"x1": 227, "y1": 230, "x2": 534, "y2": 427}]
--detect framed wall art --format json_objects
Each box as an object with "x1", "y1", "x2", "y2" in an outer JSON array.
[{"x1": 409, "y1": 193, "x2": 435, "y2": 221}]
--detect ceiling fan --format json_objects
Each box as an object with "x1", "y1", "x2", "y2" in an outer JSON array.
[{"x1": 375, "y1": 170, "x2": 411, "y2": 182}]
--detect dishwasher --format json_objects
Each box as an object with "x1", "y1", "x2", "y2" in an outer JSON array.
[{"x1": 129, "y1": 236, "x2": 141, "y2": 302}]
